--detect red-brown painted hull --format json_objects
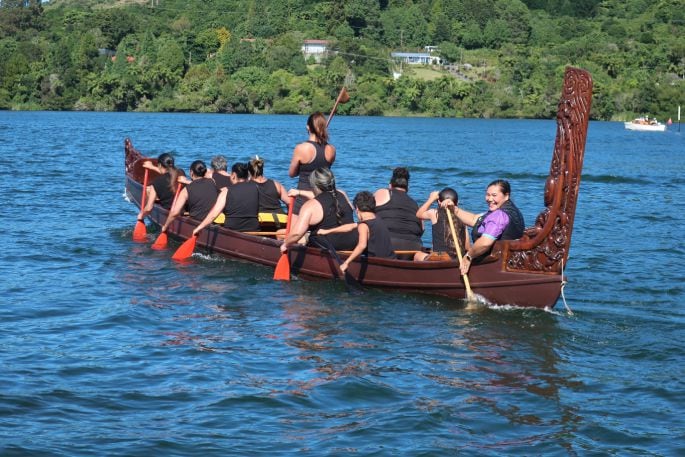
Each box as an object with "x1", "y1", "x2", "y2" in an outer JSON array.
[{"x1": 125, "y1": 67, "x2": 593, "y2": 309}]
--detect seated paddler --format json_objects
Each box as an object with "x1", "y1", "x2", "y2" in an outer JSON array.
[
  {"x1": 280, "y1": 168, "x2": 358, "y2": 253},
  {"x1": 159, "y1": 160, "x2": 219, "y2": 234},
  {"x1": 137, "y1": 152, "x2": 186, "y2": 222},
  {"x1": 374, "y1": 167, "x2": 424, "y2": 252},
  {"x1": 414, "y1": 187, "x2": 469, "y2": 261},
  {"x1": 192, "y1": 162, "x2": 260, "y2": 235},
  {"x1": 447, "y1": 179, "x2": 524, "y2": 275}
]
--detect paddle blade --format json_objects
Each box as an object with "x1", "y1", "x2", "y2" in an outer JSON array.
[
  {"x1": 171, "y1": 235, "x2": 197, "y2": 261},
  {"x1": 339, "y1": 87, "x2": 350, "y2": 104},
  {"x1": 273, "y1": 253, "x2": 290, "y2": 281},
  {"x1": 132, "y1": 220, "x2": 147, "y2": 242},
  {"x1": 151, "y1": 232, "x2": 168, "y2": 250}
]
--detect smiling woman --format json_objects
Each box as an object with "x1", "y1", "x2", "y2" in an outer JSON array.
[{"x1": 449, "y1": 179, "x2": 525, "y2": 274}]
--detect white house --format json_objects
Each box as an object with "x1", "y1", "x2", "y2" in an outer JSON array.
[
  {"x1": 302, "y1": 40, "x2": 331, "y2": 62},
  {"x1": 391, "y1": 52, "x2": 442, "y2": 65}
]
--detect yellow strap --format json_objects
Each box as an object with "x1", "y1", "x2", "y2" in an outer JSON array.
[{"x1": 214, "y1": 212, "x2": 287, "y2": 225}]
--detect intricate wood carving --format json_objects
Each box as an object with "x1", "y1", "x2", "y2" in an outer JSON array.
[{"x1": 503, "y1": 67, "x2": 593, "y2": 274}]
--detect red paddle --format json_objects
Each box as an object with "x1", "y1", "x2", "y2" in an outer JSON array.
[
  {"x1": 132, "y1": 169, "x2": 149, "y2": 242},
  {"x1": 151, "y1": 183, "x2": 182, "y2": 250},
  {"x1": 273, "y1": 197, "x2": 295, "y2": 280},
  {"x1": 171, "y1": 234, "x2": 197, "y2": 261}
]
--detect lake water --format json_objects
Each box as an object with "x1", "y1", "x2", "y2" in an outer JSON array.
[{"x1": 1, "y1": 111, "x2": 684, "y2": 455}]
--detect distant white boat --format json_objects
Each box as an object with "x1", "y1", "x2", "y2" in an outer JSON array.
[{"x1": 624, "y1": 117, "x2": 666, "y2": 132}]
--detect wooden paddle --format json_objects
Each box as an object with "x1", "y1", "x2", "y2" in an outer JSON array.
[
  {"x1": 132, "y1": 169, "x2": 149, "y2": 241},
  {"x1": 151, "y1": 182, "x2": 182, "y2": 250},
  {"x1": 326, "y1": 86, "x2": 350, "y2": 127},
  {"x1": 445, "y1": 209, "x2": 477, "y2": 303},
  {"x1": 273, "y1": 197, "x2": 295, "y2": 280}
]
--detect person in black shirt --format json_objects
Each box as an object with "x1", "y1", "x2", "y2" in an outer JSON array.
[
  {"x1": 374, "y1": 167, "x2": 424, "y2": 251},
  {"x1": 318, "y1": 191, "x2": 396, "y2": 273},
  {"x1": 160, "y1": 160, "x2": 219, "y2": 233},
  {"x1": 280, "y1": 168, "x2": 357, "y2": 252}
]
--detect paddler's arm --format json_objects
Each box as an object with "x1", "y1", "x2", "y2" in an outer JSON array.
[
  {"x1": 137, "y1": 185, "x2": 157, "y2": 221},
  {"x1": 442, "y1": 200, "x2": 478, "y2": 227},
  {"x1": 288, "y1": 188, "x2": 314, "y2": 200},
  {"x1": 192, "y1": 188, "x2": 227, "y2": 236},
  {"x1": 288, "y1": 144, "x2": 307, "y2": 178},
  {"x1": 160, "y1": 188, "x2": 189, "y2": 233},
  {"x1": 460, "y1": 236, "x2": 494, "y2": 275},
  {"x1": 340, "y1": 223, "x2": 369, "y2": 273},
  {"x1": 416, "y1": 191, "x2": 439, "y2": 220},
  {"x1": 317, "y1": 223, "x2": 357, "y2": 236}
]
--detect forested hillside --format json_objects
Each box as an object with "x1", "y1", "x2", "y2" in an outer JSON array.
[{"x1": 1, "y1": 0, "x2": 683, "y2": 120}]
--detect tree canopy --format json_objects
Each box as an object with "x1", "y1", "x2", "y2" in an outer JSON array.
[{"x1": 0, "y1": 0, "x2": 682, "y2": 120}]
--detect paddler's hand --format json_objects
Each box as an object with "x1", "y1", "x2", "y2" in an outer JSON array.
[
  {"x1": 287, "y1": 188, "x2": 299, "y2": 198},
  {"x1": 340, "y1": 261, "x2": 349, "y2": 273},
  {"x1": 280, "y1": 242, "x2": 288, "y2": 253},
  {"x1": 459, "y1": 255, "x2": 472, "y2": 275}
]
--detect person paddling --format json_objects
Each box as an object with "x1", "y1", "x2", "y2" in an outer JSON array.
[
  {"x1": 317, "y1": 191, "x2": 396, "y2": 273},
  {"x1": 249, "y1": 155, "x2": 289, "y2": 215},
  {"x1": 209, "y1": 155, "x2": 232, "y2": 190},
  {"x1": 447, "y1": 179, "x2": 524, "y2": 274},
  {"x1": 137, "y1": 152, "x2": 185, "y2": 222},
  {"x1": 159, "y1": 160, "x2": 219, "y2": 234},
  {"x1": 280, "y1": 168, "x2": 357, "y2": 252},
  {"x1": 192, "y1": 162, "x2": 260, "y2": 235},
  {"x1": 414, "y1": 188, "x2": 468, "y2": 261}
]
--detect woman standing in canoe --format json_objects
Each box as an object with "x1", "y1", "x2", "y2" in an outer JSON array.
[{"x1": 288, "y1": 112, "x2": 336, "y2": 220}]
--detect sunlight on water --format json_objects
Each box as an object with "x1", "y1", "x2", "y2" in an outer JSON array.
[{"x1": 1, "y1": 112, "x2": 684, "y2": 455}]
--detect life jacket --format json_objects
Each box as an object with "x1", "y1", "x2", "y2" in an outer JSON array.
[{"x1": 472, "y1": 200, "x2": 524, "y2": 242}]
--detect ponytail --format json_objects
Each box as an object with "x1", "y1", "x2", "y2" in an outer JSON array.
[
  {"x1": 248, "y1": 155, "x2": 265, "y2": 178},
  {"x1": 307, "y1": 112, "x2": 329, "y2": 145},
  {"x1": 157, "y1": 153, "x2": 177, "y2": 194}
]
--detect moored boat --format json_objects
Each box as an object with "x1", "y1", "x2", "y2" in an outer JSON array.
[
  {"x1": 124, "y1": 67, "x2": 593, "y2": 309},
  {"x1": 624, "y1": 117, "x2": 666, "y2": 131}
]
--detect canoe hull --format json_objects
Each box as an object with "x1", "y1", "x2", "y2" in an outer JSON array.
[{"x1": 125, "y1": 170, "x2": 564, "y2": 309}]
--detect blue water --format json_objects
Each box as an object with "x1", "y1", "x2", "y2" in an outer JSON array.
[{"x1": 1, "y1": 111, "x2": 684, "y2": 455}]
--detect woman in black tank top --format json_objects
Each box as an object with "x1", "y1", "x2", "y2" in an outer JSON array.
[
  {"x1": 160, "y1": 160, "x2": 219, "y2": 234},
  {"x1": 288, "y1": 112, "x2": 336, "y2": 215},
  {"x1": 280, "y1": 168, "x2": 358, "y2": 253},
  {"x1": 414, "y1": 188, "x2": 468, "y2": 261},
  {"x1": 248, "y1": 155, "x2": 288, "y2": 214}
]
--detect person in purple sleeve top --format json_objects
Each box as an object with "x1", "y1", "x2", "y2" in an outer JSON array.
[{"x1": 445, "y1": 179, "x2": 524, "y2": 275}]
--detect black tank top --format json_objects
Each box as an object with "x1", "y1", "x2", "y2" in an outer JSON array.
[
  {"x1": 256, "y1": 179, "x2": 284, "y2": 214},
  {"x1": 375, "y1": 190, "x2": 423, "y2": 242},
  {"x1": 362, "y1": 217, "x2": 396, "y2": 259},
  {"x1": 151, "y1": 172, "x2": 176, "y2": 209},
  {"x1": 224, "y1": 181, "x2": 260, "y2": 232},
  {"x1": 186, "y1": 178, "x2": 218, "y2": 221},
  {"x1": 212, "y1": 172, "x2": 232, "y2": 190},
  {"x1": 308, "y1": 191, "x2": 358, "y2": 251},
  {"x1": 297, "y1": 141, "x2": 332, "y2": 191},
  {"x1": 432, "y1": 209, "x2": 465, "y2": 255}
]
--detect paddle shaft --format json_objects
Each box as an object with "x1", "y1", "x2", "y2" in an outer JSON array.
[
  {"x1": 326, "y1": 87, "x2": 349, "y2": 127},
  {"x1": 140, "y1": 169, "x2": 149, "y2": 211},
  {"x1": 445, "y1": 209, "x2": 476, "y2": 300}
]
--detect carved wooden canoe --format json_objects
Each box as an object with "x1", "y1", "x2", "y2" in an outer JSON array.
[{"x1": 124, "y1": 67, "x2": 592, "y2": 309}]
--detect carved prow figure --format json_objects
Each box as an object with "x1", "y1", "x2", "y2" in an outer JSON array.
[{"x1": 502, "y1": 67, "x2": 593, "y2": 274}]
